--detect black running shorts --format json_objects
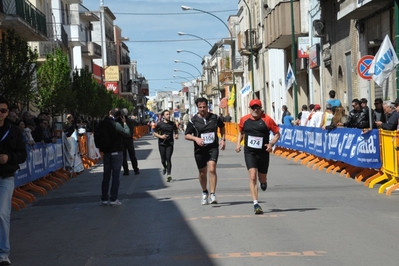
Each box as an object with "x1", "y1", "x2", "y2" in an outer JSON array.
[
  {"x1": 194, "y1": 147, "x2": 219, "y2": 169},
  {"x1": 244, "y1": 151, "x2": 270, "y2": 174}
]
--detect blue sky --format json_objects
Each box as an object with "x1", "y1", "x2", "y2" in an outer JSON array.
[{"x1": 82, "y1": 0, "x2": 238, "y2": 95}]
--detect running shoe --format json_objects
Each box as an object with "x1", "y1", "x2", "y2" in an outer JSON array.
[
  {"x1": 162, "y1": 168, "x2": 167, "y2": 175},
  {"x1": 254, "y1": 204, "x2": 263, "y2": 214},
  {"x1": 167, "y1": 175, "x2": 172, "y2": 182},
  {"x1": 109, "y1": 199, "x2": 122, "y2": 206},
  {"x1": 209, "y1": 194, "x2": 217, "y2": 204},
  {"x1": 0, "y1": 255, "x2": 11, "y2": 265},
  {"x1": 260, "y1": 182, "x2": 267, "y2": 191},
  {"x1": 100, "y1": 200, "x2": 108, "y2": 206},
  {"x1": 201, "y1": 193, "x2": 209, "y2": 205}
]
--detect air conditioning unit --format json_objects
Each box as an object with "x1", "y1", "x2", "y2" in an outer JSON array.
[{"x1": 313, "y1": 20, "x2": 324, "y2": 37}]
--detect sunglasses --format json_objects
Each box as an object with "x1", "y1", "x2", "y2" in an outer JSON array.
[
  {"x1": 0, "y1": 108, "x2": 8, "y2": 114},
  {"x1": 250, "y1": 105, "x2": 261, "y2": 110}
]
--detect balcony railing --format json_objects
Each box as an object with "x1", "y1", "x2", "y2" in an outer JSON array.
[{"x1": 5, "y1": 0, "x2": 47, "y2": 35}]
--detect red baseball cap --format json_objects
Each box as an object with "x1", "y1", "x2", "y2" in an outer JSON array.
[
  {"x1": 249, "y1": 99, "x2": 262, "y2": 107},
  {"x1": 314, "y1": 104, "x2": 321, "y2": 110}
]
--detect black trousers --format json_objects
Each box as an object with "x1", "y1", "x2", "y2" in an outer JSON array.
[
  {"x1": 122, "y1": 138, "x2": 139, "y2": 173},
  {"x1": 158, "y1": 144, "x2": 174, "y2": 175}
]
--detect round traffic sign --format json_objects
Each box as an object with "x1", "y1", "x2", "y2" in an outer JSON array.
[{"x1": 357, "y1": 55, "x2": 375, "y2": 80}]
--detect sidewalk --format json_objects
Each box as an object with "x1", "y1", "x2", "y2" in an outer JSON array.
[{"x1": 9, "y1": 133, "x2": 399, "y2": 266}]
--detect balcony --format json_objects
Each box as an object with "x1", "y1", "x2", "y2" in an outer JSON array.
[
  {"x1": 238, "y1": 29, "x2": 262, "y2": 56},
  {"x1": 82, "y1": 42, "x2": 101, "y2": 59},
  {"x1": 47, "y1": 23, "x2": 68, "y2": 49},
  {"x1": 0, "y1": 0, "x2": 47, "y2": 40},
  {"x1": 337, "y1": 0, "x2": 392, "y2": 20},
  {"x1": 263, "y1": 1, "x2": 301, "y2": 49},
  {"x1": 63, "y1": 23, "x2": 85, "y2": 46}
]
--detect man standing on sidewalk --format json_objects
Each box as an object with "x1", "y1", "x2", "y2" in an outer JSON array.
[
  {"x1": 95, "y1": 109, "x2": 130, "y2": 206},
  {"x1": 185, "y1": 97, "x2": 226, "y2": 205},
  {"x1": 235, "y1": 99, "x2": 280, "y2": 214},
  {"x1": 0, "y1": 96, "x2": 27, "y2": 265},
  {"x1": 121, "y1": 108, "x2": 139, "y2": 176}
]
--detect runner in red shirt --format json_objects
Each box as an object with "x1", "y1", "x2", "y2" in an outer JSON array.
[{"x1": 235, "y1": 99, "x2": 280, "y2": 214}]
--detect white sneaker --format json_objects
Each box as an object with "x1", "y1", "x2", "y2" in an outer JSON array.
[
  {"x1": 0, "y1": 255, "x2": 11, "y2": 265},
  {"x1": 110, "y1": 199, "x2": 122, "y2": 206},
  {"x1": 100, "y1": 200, "x2": 108, "y2": 206},
  {"x1": 209, "y1": 194, "x2": 217, "y2": 204},
  {"x1": 201, "y1": 193, "x2": 209, "y2": 205}
]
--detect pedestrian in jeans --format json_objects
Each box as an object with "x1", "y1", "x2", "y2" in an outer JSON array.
[
  {"x1": 98, "y1": 109, "x2": 130, "y2": 206},
  {"x1": 0, "y1": 96, "x2": 27, "y2": 265},
  {"x1": 121, "y1": 108, "x2": 139, "y2": 176}
]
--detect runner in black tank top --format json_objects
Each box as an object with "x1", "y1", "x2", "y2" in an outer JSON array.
[{"x1": 153, "y1": 110, "x2": 179, "y2": 182}]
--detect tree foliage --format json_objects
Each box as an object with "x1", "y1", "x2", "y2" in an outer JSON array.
[
  {"x1": 0, "y1": 30, "x2": 38, "y2": 106},
  {"x1": 36, "y1": 48, "x2": 75, "y2": 116}
]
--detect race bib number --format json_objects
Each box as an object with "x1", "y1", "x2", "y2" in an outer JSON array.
[
  {"x1": 248, "y1": 135, "x2": 263, "y2": 149},
  {"x1": 201, "y1": 132, "x2": 215, "y2": 144}
]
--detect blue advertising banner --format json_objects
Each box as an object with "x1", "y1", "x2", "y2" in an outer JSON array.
[
  {"x1": 15, "y1": 139, "x2": 64, "y2": 188},
  {"x1": 277, "y1": 125, "x2": 381, "y2": 169}
]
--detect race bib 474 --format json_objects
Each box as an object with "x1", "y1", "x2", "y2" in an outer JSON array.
[{"x1": 248, "y1": 135, "x2": 263, "y2": 149}]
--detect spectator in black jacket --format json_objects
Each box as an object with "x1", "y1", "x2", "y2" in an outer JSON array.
[
  {"x1": 0, "y1": 96, "x2": 27, "y2": 266},
  {"x1": 99, "y1": 109, "x2": 130, "y2": 206},
  {"x1": 120, "y1": 108, "x2": 139, "y2": 176},
  {"x1": 375, "y1": 98, "x2": 399, "y2": 130},
  {"x1": 338, "y1": 98, "x2": 370, "y2": 129}
]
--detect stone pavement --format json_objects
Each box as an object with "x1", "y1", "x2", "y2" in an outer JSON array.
[{"x1": 9, "y1": 133, "x2": 399, "y2": 266}]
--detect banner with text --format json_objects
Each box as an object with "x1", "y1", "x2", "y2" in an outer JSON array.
[{"x1": 277, "y1": 125, "x2": 381, "y2": 169}]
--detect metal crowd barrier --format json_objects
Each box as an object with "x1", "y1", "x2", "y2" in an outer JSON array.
[
  {"x1": 11, "y1": 125, "x2": 149, "y2": 210},
  {"x1": 223, "y1": 123, "x2": 399, "y2": 196}
]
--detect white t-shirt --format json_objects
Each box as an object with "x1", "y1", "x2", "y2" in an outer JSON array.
[
  {"x1": 300, "y1": 111, "x2": 310, "y2": 126},
  {"x1": 308, "y1": 111, "x2": 323, "y2": 127}
]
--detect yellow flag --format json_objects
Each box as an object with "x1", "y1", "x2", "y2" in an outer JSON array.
[{"x1": 228, "y1": 86, "x2": 235, "y2": 108}]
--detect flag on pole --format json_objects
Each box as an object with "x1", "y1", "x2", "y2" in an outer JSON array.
[
  {"x1": 285, "y1": 63, "x2": 296, "y2": 91},
  {"x1": 369, "y1": 34, "x2": 399, "y2": 86},
  {"x1": 228, "y1": 85, "x2": 235, "y2": 108}
]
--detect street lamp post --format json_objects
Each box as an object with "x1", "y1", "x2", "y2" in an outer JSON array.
[
  {"x1": 242, "y1": 0, "x2": 255, "y2": 99},
  {"x1": 290, "y1": 0, "x2": 298, "y2": 117},
  {"x1": 177, "y1": 49, "x2": 203, "y2": 60},
  {"x1": 178, "y1": 32, "x2": 213, "y2": 47},
  {"x1": 174, "y1": 60, "x2": 202, "y2": 76},
  {"x1": 178, "y1": 31, "x2": 220, "y2": 104},
  {"x1": 181, "y1": 5, "x2": 237, "y2": 122}
]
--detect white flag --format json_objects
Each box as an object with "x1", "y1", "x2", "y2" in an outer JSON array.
[
  {"x1": 240, "y1": 83, "x2": 251, "y2": 97},
  {"x1": 285, "y1": 63, "x2": 296, "y2": 91},
  {"x1": 369, "y1": 34, "x2": 399, "y2": 86}
]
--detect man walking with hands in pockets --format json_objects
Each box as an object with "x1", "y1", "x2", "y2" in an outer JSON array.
[
  {"x1": 235, "y1": 99, "x2": 280, "y2": 214},
  {"x1": 185, "y1": 97, "x2": 226, "y2": 205}
]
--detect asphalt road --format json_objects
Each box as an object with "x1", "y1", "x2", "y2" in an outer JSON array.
[{"x1": 10, "y1": 133, "x2": 399, "y2": 266}]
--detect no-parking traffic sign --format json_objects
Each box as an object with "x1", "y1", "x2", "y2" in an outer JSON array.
[{"x1": 357, "y1": 55, "x2": 375, "y2": 80}]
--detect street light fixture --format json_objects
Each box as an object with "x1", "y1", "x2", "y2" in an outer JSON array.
[
  {"x1": 178, "y1": 32, "x2": 213, "y2": 47},
  {"x1": 178, "y1": 31, "x2": 220, "y2": 97},
  {"x1": 181, "y1": 5, "x2": 237, "y2": 122},
  {"x1": 242, "y1": 0, "x2": 255, "y2": 99},
  {"x1": 173, "y1": 69, "x2": 197, "y2": 81},
  {"x1": 177, "y1": 49, "x2": 203, "y2": 60},
  {"x1": 174, "y1": 60, "x2": 202, "y2": 77}
]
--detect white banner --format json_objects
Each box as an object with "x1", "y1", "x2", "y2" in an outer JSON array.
[
  {"x1": 240, "y1": 83, "x2": 251, "y2": 97},
  {"x1": 369, "y1": 34, "x2": 399, "y2": 86}
]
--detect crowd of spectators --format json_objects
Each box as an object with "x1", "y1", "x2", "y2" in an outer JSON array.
[
  {"x1": 283, "y1": 90, "x2": 398, "y2": 131},
  {"x1": 7, "y1": 107, "x2": 101, "y2": 147}
]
